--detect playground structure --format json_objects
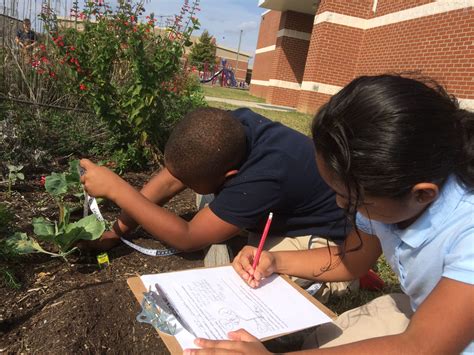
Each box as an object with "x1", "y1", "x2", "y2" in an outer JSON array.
[{"x1": 199, "y1": 58, "x2": 240, "y2": 88}]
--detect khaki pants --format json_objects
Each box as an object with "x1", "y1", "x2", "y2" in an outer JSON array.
[{"x1": 303, "y1": 293, "x2": 413, "y2": 348}]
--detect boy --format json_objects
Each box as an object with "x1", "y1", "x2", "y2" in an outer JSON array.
[
  {"x1": 15, "y1": 18, "x2": 37, "y2": 63},
  {"x1": 80, "y1": 108, "x2": 351, "y2": 293}
]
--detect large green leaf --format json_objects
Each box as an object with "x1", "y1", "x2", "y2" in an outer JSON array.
[
  {"x1": 5, "y1": 233, "x2": 46, "y2": 254},
  {"x1": 32, "y1": 217, "x2": 56, "y2": 242},
  {"x1": 45, "y1": 172, "x2": 68, "y2": 196},
  {"x1": 56, "y1": 215, "x2": 105, "y2": 251}
]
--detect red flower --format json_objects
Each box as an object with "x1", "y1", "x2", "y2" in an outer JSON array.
[
  {"x1": 130, "y1": 15, "x2": 135, "y2": 22},
  {"x1": 40, "y1": 176, "x2": 46, "y2": 186},
  {"x1": 79, "y1": 83, "x2": 87, "y2": 91}
]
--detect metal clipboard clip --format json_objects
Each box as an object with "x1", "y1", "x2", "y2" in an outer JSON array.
[{"x1": 136, "y1": 287, "x2": 177, "y2": 335}]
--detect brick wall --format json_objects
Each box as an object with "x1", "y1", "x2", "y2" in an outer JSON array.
[
  {"x1": 374, "y1": 0, "x2": 434, "y2": 16},
  {"x1": 253, "y1": 1, "x2": 473, "y2": 114},
  {"x1": 355, "y1": 8, "x2": 474, "y2": 100},
  {"x1": 279, "y1": 10, "x2": 314, "y2": 32},
  {"x1": 263, "y1": 11, "x2": 313, "y2": 106},
  {"x1": 251, "y1": 10, "x2": 281, "y2": 98},
  {"x1": 297, "y1": 91, "x2": 332, "y2": 116},
  {"x1": 267, "y1": 86, "x2": 301, "y2": 107},
  {"x1": 317, "y1": 0, "x2": 372, "y2": 18},
  {"x1": 301, "y1": 23, "x2": 364, "y2": 86},
  {"x1": 256, "y1": 11, "x2": 281, "y2": 48}
]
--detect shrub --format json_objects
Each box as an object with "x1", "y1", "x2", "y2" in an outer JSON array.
[{"x1": 37, "y1": 0, "x2": 204, "y2": 170}]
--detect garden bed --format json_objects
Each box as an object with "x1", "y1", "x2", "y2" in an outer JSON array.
[{"x1": 0, "y1": 171, "x2": 206, "y2": 353}]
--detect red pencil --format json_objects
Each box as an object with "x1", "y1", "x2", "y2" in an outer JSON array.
[{"x1": 252, "y1": 212, "x2": 274, "y2": 271}]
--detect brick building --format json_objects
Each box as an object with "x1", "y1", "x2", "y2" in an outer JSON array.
[{"x1": 250, "y1": 0, "x2": 474, "y2": 113}]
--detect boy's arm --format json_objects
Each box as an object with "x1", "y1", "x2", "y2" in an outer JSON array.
[
  {"x1": 80, "y1": 159, "x2": 242, "y2": 251},
  {"x1": 109, "y1": 167, "x2": 187, "y2": 237}
]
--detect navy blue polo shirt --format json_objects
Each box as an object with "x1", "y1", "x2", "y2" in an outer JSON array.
[
  {"x1": 16, "y1": 29, "x2": 37, "y2": 43},
  {"x1": 209, "y1": 108, "x2": 348, "y2": 242}
]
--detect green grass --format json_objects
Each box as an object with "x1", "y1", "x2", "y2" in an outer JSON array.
[
  {"x1": 207, "y1": 101, "x2": 313, "y2": 136},
  {"x1": 326, "y1": 256, "x2": 401, "y2": 315},
  {"x1": 201, "y1": 85, "x2": 265, "y2": 103}
]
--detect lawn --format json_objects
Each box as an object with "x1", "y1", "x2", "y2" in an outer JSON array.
[
  {"x1": 207, "y1": 101, "x2": 314, "y2": 136},
  {"x1": 201, "y1": 84, "x2": 266, "y2": 103}
]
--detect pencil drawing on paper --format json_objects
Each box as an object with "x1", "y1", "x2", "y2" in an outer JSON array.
[{"x1": 217, "y1": 307, "x2": 271, "y2": 333}]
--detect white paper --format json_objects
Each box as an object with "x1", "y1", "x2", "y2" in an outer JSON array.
[{"x1": 141, "y1": 266, "x2": 332, "y2": 349}]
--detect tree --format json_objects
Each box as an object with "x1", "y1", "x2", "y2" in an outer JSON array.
[{"x1": 189, "y1": 30, "x2": 216, "y2": 71}]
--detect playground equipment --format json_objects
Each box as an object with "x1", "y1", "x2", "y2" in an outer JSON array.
[{"x1": 199, "y1": 58, "x2": 238, "y2": 87}]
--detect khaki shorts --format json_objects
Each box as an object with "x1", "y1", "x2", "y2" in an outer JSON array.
[{"x1": 303, "y1": 293, "x2": 413, "y2": 348}]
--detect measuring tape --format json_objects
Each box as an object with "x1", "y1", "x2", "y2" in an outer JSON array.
[{"x1": 80, "y1": 167, "x2": 180, "y2": 257}]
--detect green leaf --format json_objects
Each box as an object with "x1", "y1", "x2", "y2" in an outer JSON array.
[
  {"x1": 66, "y1": 160, "x2": 81, "y2": 184},
  {"x1": 32, "y1": 217, "x2": 56, "y2": 242},
  {"x1": 45, "y1": 172, "x2": 68, "y2": 196},
  {"x1": 5, "y1": 233, "x2": 46, "y2": 254},
  {"x1": 16, "y1": 173, "x2": 24, "y2": 180},
  {"x1": 56, "y1": 215, "x2": 105, "y2": 251}
]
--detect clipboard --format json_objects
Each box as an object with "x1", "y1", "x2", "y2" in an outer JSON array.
[{"x1": 127, "y1": 272, "x2": 336, "y2": 355}]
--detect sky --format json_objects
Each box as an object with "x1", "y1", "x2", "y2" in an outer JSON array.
[
  {"x1": 146, "y1": 0, "x2": 263, "y2": 57},
  {"x1": 13, "y1": 0, "x2": 264, "y2": 59}
]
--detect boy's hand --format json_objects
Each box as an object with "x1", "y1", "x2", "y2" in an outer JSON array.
[
  {"x1": 79, "y1": 159, "x2": 125, "y2": 202},
  {"x1": 184, "y1": 329, "x2": 270, "y2": 355},
  {"x1": 76, "y1": 230, "x2": 121, "y2": 252},
  {"x1": 232, "y1": 246, "x2": 276, "y2": 288}
]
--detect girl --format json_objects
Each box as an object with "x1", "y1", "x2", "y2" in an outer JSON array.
[{"x1": 184, "y1": 75, "x2": 474, "y2": 354}]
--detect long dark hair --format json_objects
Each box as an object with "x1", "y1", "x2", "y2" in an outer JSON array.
[{"x1": 313, "y1": 74, "x2": 474, "y2": 206}]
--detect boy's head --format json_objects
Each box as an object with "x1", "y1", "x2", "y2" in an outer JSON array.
[
  {"x1": 164, "y1": 107, "x2": 247, "y2": 194},
  {"x1": 23, "y1": 18, "x2": 31, "y2": 30}
]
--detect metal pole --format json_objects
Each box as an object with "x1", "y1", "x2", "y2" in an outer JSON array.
[{"x1": 235, "y1": 29, "x2": 242, "y2": 82}]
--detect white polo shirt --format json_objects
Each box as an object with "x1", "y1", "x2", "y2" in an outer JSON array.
[{"x1": 356, "y1": 175, "x2": 473, "y2": 354}]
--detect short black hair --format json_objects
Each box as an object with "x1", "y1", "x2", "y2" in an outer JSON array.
[
  {"x1": 23, "y1": 18, "x2": 31, "y2": 24},
  {"x1": 164, "y1": 107, "x2": 247, "y2": 185}
]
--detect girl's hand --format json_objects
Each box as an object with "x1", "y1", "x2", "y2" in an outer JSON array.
[
  {"x1": 232, "y1": 246, "x2": 277, "y2": 288},
  {"x1": 184, "y1": 329, "x2": 270, "y2": 355},
  {"x1": 79, "y1": 159, "x2": 125, "y2": 202}
]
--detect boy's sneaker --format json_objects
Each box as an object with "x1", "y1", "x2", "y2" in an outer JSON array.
[{"x1": 359, "y1": 269, "x2": 385, "y2": 291}]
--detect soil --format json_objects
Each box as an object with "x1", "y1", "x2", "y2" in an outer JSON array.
[
  {"x1": 0, "y1": 170, "x2": 218, "y2": 354},
  {"x1": 0, "y1": 168, "x2": 304, "y2": 354}
]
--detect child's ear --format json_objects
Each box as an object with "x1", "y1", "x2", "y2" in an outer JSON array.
[{"x1": 411, "y1": 183, "x2": 439, "y2": 204}]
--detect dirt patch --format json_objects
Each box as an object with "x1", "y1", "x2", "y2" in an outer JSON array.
[
  {"x1": 0, "y1": 171, "x2": 207, "y2": 353},
  {"x1": 0, "y1": 170, "x2": 300, "y2": 354}
]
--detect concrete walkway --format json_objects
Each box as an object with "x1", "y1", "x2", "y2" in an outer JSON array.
[{"x1": 205, "y1": 96, "x2": 296, "y2": 112}]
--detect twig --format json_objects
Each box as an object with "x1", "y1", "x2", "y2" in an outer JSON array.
[{"x1": 0, "y1": 95, "x2": 94, "y2": 113}]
